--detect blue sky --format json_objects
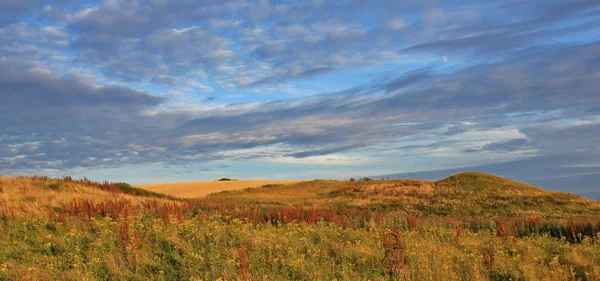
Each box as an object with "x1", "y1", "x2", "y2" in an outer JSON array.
[{"x1": 1, "y1": 0, "x2": 599, "y2": 197}]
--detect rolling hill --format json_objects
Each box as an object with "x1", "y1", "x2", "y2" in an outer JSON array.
[
  {"x1": 1, "y1": 173, "x2": 599, "y2": 280},
  {"x1": 203, "y1": 172, "x2": 600, "y2": 218}
]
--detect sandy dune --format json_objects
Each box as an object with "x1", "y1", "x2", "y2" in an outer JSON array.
[{"x1": 137, "y1": 180, "x2": 301, "y2": 198}]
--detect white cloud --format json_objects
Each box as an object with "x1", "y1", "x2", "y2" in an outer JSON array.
[{"x1": 268, "y1": 154, "x2": 372, "y2": 166}]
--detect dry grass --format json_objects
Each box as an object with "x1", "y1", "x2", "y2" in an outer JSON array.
[
  {"x1": 2, "y1": 174, "x2": 600, "y2": 280},
  {"x1": 137, "y1": 180, "x2": 302, "y2": 198},
  {"x1": 0, "y1": 176, "x2": 177, "y2": 219}
]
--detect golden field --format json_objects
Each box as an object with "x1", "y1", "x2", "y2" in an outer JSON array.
[{"x1": 137, "y1": 180, "x2": 301, "y2": 198}]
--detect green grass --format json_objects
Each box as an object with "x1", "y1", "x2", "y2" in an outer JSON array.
[
  {"x1": 1, "y1": 173, "x2": 600, "y2": 280},
  {"x1": 203, "y1": 172, "x2": 600, "y2": 218}
]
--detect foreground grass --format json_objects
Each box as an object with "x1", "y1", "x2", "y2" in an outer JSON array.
[
  {"x1": 3, "y1": 214, "x2": 600, "y2": 280},
  {"x1": 1, "y1": 173, "x2": 600, "y2": 280}
]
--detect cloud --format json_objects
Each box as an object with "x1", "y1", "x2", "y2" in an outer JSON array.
[
  {"x1": 0, "y1": 0, "x2": 599, "y2": 198},
  {"x1": 0, "y1": 0, "x2": 44, "y2": 23},
  {"x1": 0, "y1": 62, "x2": 165, "y2": 170},
  {"x1": 25, "y1": 0, "x2": 592, "y2": 88},
  {"x1": 2, "y1": 41, "x2": 600, "y2": 174},
  {"x1": 478, "y1": 138, "x2": 530, "y2": 152},
  {"x1": 0, "y1": 65, "x2": 163, "y2": 107},
  {"x1": 287, "y1": 145, "x2": 365, "y2": 158}
]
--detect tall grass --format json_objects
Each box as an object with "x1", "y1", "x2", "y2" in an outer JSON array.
[{"x1": 1, "y1": 174, "x2": 600, "y2": 280}]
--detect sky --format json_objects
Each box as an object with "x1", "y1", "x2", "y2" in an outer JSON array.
[{"x1": 0, "y1": 0, "x2": 599, "y2": 197}]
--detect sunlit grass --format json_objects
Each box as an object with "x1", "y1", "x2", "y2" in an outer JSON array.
[
  {"x1": 137, "y1": 180, "x2": 302, "y2": 198},
  {"x1": 1, "y1": 173, "x2": 599, "y2": 280}
]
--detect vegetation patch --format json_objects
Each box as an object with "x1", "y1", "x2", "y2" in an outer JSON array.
[
  {"x1": 217, "y1": 178, "x2": 237, "y2": 181},
  {"x1": 1, "y1": 173, "x2": 600, "y2": 280}
]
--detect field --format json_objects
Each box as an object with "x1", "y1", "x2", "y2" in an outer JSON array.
[
  {"x1": 1, "y1": 173, "x2": 600, "y2": 280},
  {"x1": 138, "y1": 180, "x2": 301, "y2": 198}
]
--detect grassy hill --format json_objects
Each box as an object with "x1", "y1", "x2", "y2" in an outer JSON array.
[
  {"x1": 1, "y1": 173, "x2": 600, "y2": 280},
  {"x1": 203, "y1": 172, "x2": 600, "y2": 218}
]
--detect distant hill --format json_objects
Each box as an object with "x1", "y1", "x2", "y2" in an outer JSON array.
[{"x1": 435, "y1": 172, "x2": 547, "y2": 196}]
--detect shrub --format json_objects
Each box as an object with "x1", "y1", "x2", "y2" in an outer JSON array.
[{"x1": 217, "y1": 178, "x2": 237, "y2": 181}]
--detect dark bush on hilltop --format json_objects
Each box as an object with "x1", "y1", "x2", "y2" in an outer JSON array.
[
  {"x1": 116, "y1": 182, "x2": 173, "y2": 199},
  {"x1": 218, "y1": 178, "x2": 237, "y2": 181},
  {"x1": 348, "y1": 177, "x2": 373, "y2": 182}
]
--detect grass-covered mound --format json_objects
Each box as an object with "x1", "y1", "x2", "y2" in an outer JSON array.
[
  {"x1": 435, "y1": 172, "x2": 547, "y2": 196},
  {"x1": 205, "y1": 172, "x2": 600, "y2": 218}
]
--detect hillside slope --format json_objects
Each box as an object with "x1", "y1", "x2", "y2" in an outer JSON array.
[
  {"x1": 203, "y1": 172, "x2": 600, "y2": 218},
  {"x1": 435, "y1": 172, "x2": 547, "y2": 196},
  {"x1": 0, "y1": 176, "x2": 177, "y2": 219}
]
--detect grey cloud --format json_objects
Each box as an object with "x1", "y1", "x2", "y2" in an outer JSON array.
[
  {"x1": 0, "y1": 0, "x2": 44, "y2": 23},
  {"x1": 479, "y1": 139, "x2": 530, "y2": 152},
  {"x1": 68, "y1": 0, "x2": 226, "y2": 36},
  {"x1": 287, "y1": 145, "x2": 365, "y2": 158},
  {"x1": 521, "y1": 123, "x2": 600, "y2": 154},
  {"x1": 4, "y1": 0, "x2": 597, "y2": 89},
  {"x1": 3, "y1": 42, "x2": 599, "y2": 173},
  {"x1": 247, "y1": 67, "x2": 337, "y2": 87},
  {"x1": 0, "y1": 66, "x2": 163, "y2": 107},
  {"x1": 0, "y1": 62, "x2": 168, "y2": 170},
  {"x1": 384, "y1": 68, "x2": 432, "y2": 93},
  {"x1": 50, "y1": 0, "x2": 594, "y2": 87}
]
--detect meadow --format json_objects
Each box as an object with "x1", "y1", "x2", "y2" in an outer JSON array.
[
  {"x1": 138, "y1": 180, "x2": 301, "y2": 198},
  {"x1": 1, "y1": 172, "x2": 599, "y2": 280}
]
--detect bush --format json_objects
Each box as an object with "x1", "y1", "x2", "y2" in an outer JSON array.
[{"x1": 116, "y1": 183, "x2": 173, "y2": 199}]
